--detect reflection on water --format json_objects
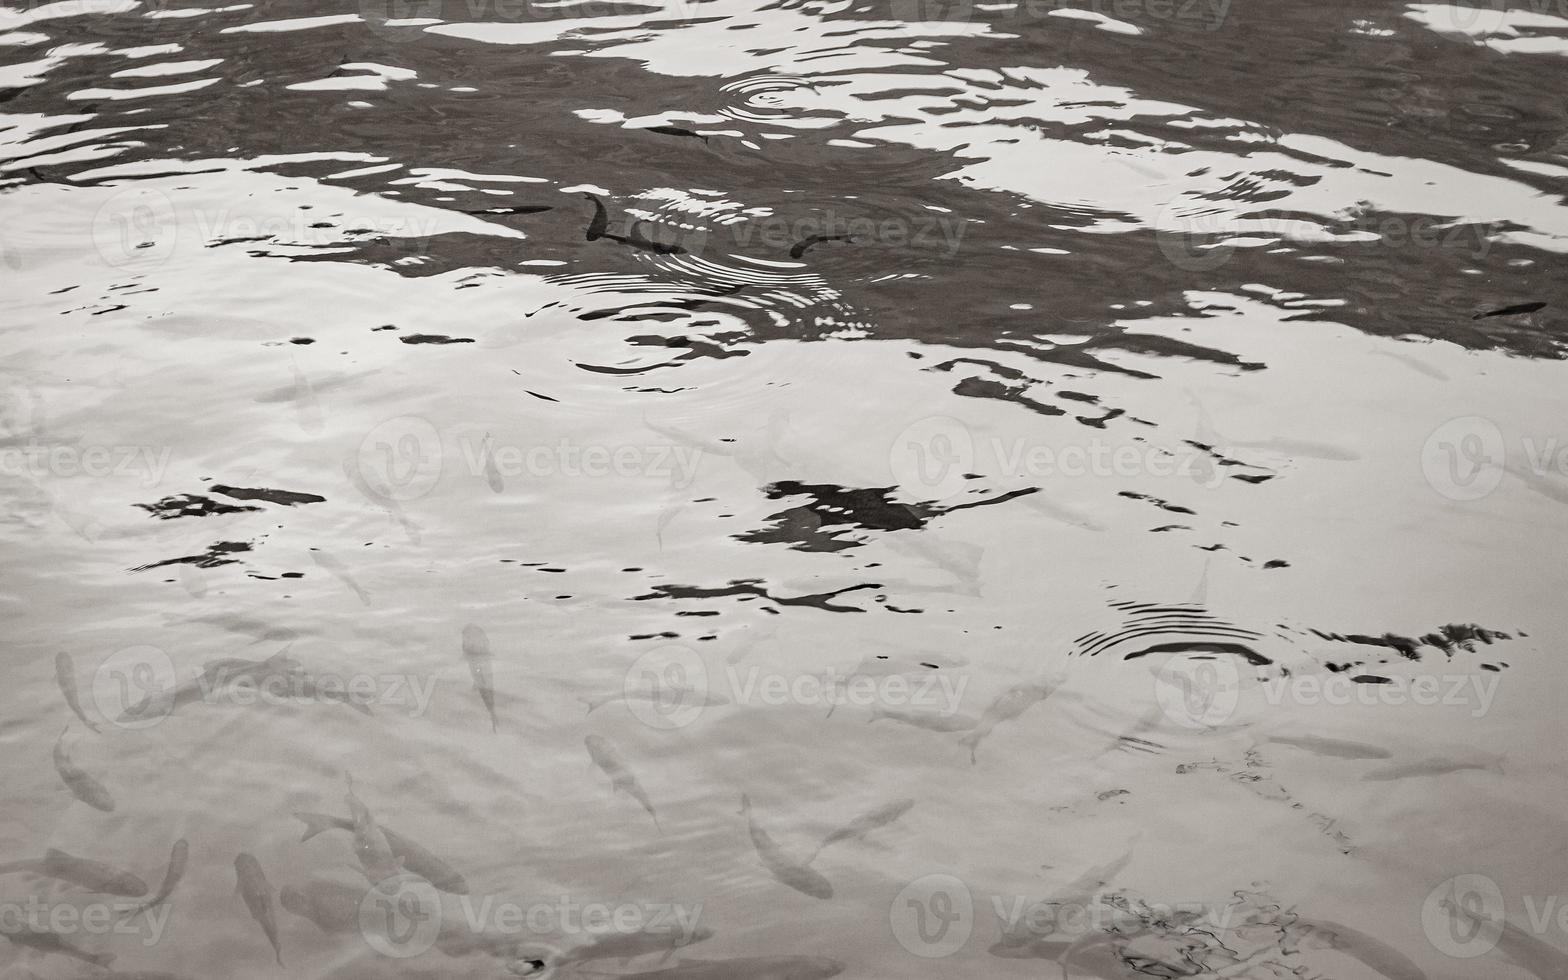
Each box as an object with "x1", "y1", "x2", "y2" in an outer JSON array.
[{"x1": 2, "y1": 0, "x2": 1568, "y2": 977}]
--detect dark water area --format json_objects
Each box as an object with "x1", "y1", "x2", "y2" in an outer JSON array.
[{"x1": 2, "y1": 0, "x2": 1568, "y2": 977}]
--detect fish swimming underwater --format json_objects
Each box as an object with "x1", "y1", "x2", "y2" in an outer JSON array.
[
  {"x1": 54, "y1": 725, "x2": 114, "y2": 812},
  {"x1": 344, "y1": 774, "x2": 404, "y2": 890},
  {"x1": 604, "y1": 955, "x2": 843, "y2": 980},
  {"x1": 0, "y1": 848, "x2": 147, "y2": 896},
  {"x1": 1473, "y1": 301, "x2": 1546, "y2": 320},
  {"x1": 1262, "y1": 732, "x2": 1392, "y2": 760},
  {"x1": 739, "y1": 794, "x2": 833, "y2": 901},
  {"x1": 959, "y1": 678, "x2": 1056, "y2": 763},
  {"x1": 55, "y1": 651, "x2": 99, "y2": 732},
  {"x1": 121, "y1": 839, "x2": 188, "y2": 922},
  {"x1": 461, "y1": 624, "x2": 500, "y2": 732},
  {"x1": 234, "y1": 853, "x2": 284, "y2": 967},
  {"x1": 643, "y1": 124, "x2": 709, "y2": 143},
  {"x1": 0, "y1": 923, "x2": 114, "y2": 968},
  {"x1": 280, "y1": 877, "x2": 365, "y2": 933},
  {"x1": 586, "y1": 735, "x2": 662, "y2": 832},
  {"x1": 552, "y1": 923, "x2": 716, "y2": 966},
  {"x1": 788, "y1": 233, "x2": 855, "y2": 260},
  {"x1": 812, "y1": 799, "x2": 913, "y2": 859},
  {"x1": 1362, "y1": 754, "x2": 1505, "y2": 780},
  {"x1": 293, "y1": 811, "x2": 468, "y2": 894}
]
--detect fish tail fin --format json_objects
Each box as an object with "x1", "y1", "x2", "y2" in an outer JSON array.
[
  {"x1": 824, "y1": 701, "x2": 836, "y2": 719},
  {"x1": 579, "y1": 696, "x2": 599, "y2": 713},
  {"x1": 93, "y1": 951, "x2": 115, "y2": 968},
  {"x1": 652, "y1": 813, "x2": 664, "y2": 835},
  {"x1": 275, "y1": 947, "x2": 285, "y2": 967},
  {"x1": 293, "y1": 811, "x2": 336, "y2": 843}
]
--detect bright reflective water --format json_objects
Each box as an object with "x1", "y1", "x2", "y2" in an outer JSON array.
[{"x1": 2, "y1": 1, "x2": 1568, "y2": 978}]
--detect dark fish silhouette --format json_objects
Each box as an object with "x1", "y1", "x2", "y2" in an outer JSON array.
[
  {"x1": 739, "y1": 794, "x2": 832, "y2": 900},
  {"x1": 54, "y1": 725, "x2": 114, "y2": 812},
  {"x1": 55, "y1": 652, "x2": 99, "y2": 732},
  {"x1": 121, "y1": 839, "x2": 188, "y2": 922},
  {"x1": 234, "y1": 853, "x2": 284, "y2": 967},
  {"x1": 344, "y1": 773, "x2": 403, "y2": 889},
  {"x1": 788, "y1": 233, "x2": 855, "y2": 260},
  {"x1": 293, "y1": 811, "x2": 468, "y2": 893},
  {"x1": 1473, "y1": 301, "x2": 1546, "y2": 319},
  {"x1": 0, "y1": 923, "x2": 113, "y2": 967},
  {"x1": 586, "y1": 735, "x2": 661, "y2": 832},
  {"x1": 461, "y1": 623, "x2": 499, "y2": 731},
  {"x1": 582, "y1": 193, "x2": 685, "y2": 253},
  {"x1": 461, "y1": 205, "x2": 554, "y2": 215},
  {"x1": 812, "y1": 799, "x2": 913, "y2": 857},
  {"x1": 0, "y1": 849, "x2": 147, "y2": 896},
  {"x1": 644, "y1": 125, "x2": 709, "y2": 143}
]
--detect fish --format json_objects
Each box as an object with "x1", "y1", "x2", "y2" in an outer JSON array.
[
  {"x1": 310, "y1": 550, "x2": 370, "y2": 605},
  {"x1": 738, "y1": 794, "x2": 832, "y2": 900},
  {"x1": 867, "y1": 704, "x2": 979, "y2": 732},
  {"x1": 1362, "y1": 754, "x2": 1504, "y2": 780},
  {"x1": 461, "y1": 205, "x2": 554, "y2": 216},
  {"x1": 1263, "y1": 732, "x2": 1392, "y2": 760},
  {"x1": 480, "y1": 433, "x2": 503, "y2": 493},
  {"x1": 813, "y1": 799, "x2": 913, "y2": 858},
  {"x1": 119, "y1": 649, "x2": 304, "y2": 723},
  {"x1": 280, "y1": 877, "x2": 365, "y2": 933},
  {"x1": 1293, "y1": 917, "x2": 1428, "y2": 980},
  {"x1": 584, "y1": 193, "x2": 610, "y2": 241},
  {"x1": 585, "y1": 735, "x2": 661, "y2": 833},
  {"x1": 553, "y1": 924, "x2": 716, "y2": 966},
  {"x1": 608, "y1": 221, "x2": 686, "y2": 255},
  {"x1": 234, "y1": 853, "x2": 284, "y2": 967},
  {"x1": 293, "y1": 811, "x2": 468, "y2": 894},
  {"x1": 0, "y1": 923, "x2": 114, "y2": 967},
  {"x1": 958, "y1": 679, "x2": 1056, "y2": 763},
  {"x1": 643, "y1": 124, "x2": 709, "y2": 143},
  {"x1": 344, "y1": 774, "x2": 403, "y2": 890},
  {"x1": 0, "y1": 848, "x2": 147, "y2": 896},
  {"x1": 1473, "y1": 301, "x2": 1546, "y2": 319},
  {"x1": 55, "y1": 652, "x2": 99, "y2": 732},
  {"x1": 1438, "y1": 895, "x2": 1568, "y2": 980},
  {"x1": 788, "y1": 233, "x2": 855, "y2": 260},
  {"x1": 54, "y1": 725, "x2": 114, "y2": 812},
  {"x1": 600, "y1": 955, "x2": 843, "y2": 980},
  {"x1": 340, "y1": 452, "x2": 423, "y2": 544},
  {"x1": 121, "y1": 839, "x2": 188, "y2": 922},
  {"x1": 461, "y1": 623, "x2": 499, "y2": 732}
]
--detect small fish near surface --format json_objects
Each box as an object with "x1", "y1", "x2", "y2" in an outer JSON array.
[
  {"x1": 0, "y1": 922, "x2": 114, "y2": 968},
  {"x1": 1362, "y1": 753, "x2": 1505, "y2": 780},
  {"x1": 812, "y1": 799, "x2": 914, "y2": 859},
  {"x1": 55, "y1": 651, "x2": 99, "y2": 732},
  {"x1": 0, "y1": 848, "x2": 147, "y2": 896},
  {"x1": 605, "y1": 955, "x2": 844, "y2": 980},
  {"x1": 1472, "y1": 301, "x2": 1547, "y2": 320},
  {"x1": 235, "y1": 853, "x2": 285, "y2": 967},
  {"x1": 585, "y1": 735, "x2": 662, "y2": 832},
  {"x1": 739, "y1": 794, "x2": 833, "y2": 901},
  {"x1": 461, "y1": 623, "x2": 500, "y2": 732},
  {"x1": 788, "y1": 233, "x2": 855, "y2": 260},
  {"x1": 293, "y1": 811, "x2": 468, "y2": 894},
  {"x1": 54, "y1": 724, "x2": 115, "y2": 812},
  {"x1": 959, "y1": 678, "x2": 1057, "y2": 763},
  {"x1": 121, "y1": 839, "x2": 188, "y2": 922},
  {"x1": 344, "y1": 773, "x2": 404, "y2": 891},
  {"x1": 641, "y1": 124, "x2": 710, "y2": 144},
  {"x1": 582, "y1": 193, "x2": 686, "y2": 254},
  {"x1": 280, "y1": 877, "x2": 366, "y2": 933}
]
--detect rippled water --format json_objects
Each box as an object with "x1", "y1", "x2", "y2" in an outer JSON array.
[{"x1": 3, "y1": 0, "x2": 1568, "y2": 977}]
